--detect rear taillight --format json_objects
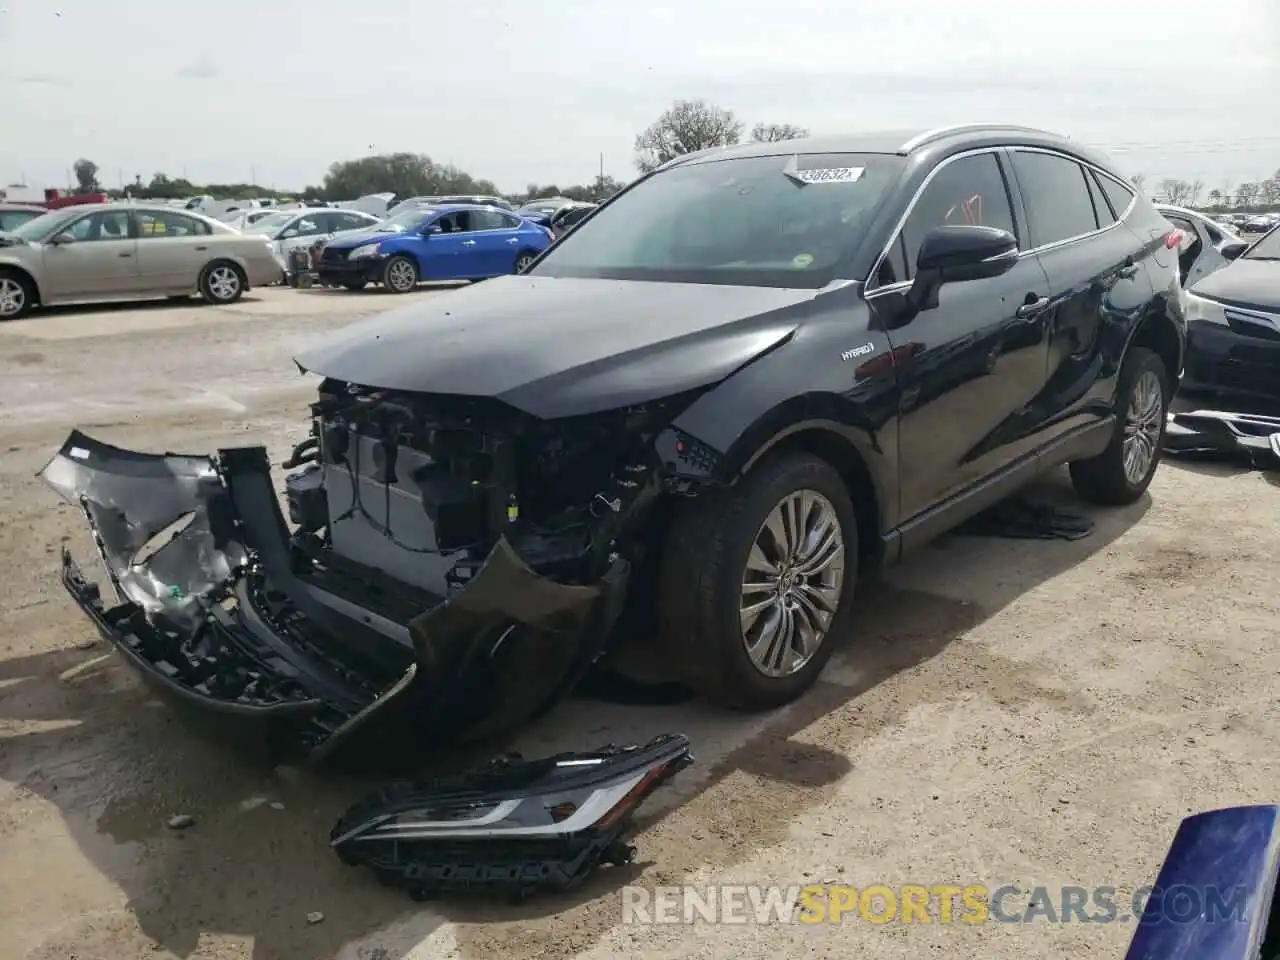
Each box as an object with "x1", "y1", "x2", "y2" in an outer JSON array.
[{"x1": 1164, "y1": 229, "x2": 1185, "y2": 249}]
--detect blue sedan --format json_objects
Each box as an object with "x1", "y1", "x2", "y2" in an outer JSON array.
[{"x1": 315, "y1": 204, "x2": 553, "y2": 293}]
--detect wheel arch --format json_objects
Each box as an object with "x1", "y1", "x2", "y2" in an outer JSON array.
[
  {"x1": 1127, "y1": 305, "x2": 1184, "y2": 386},
  {"x1": 0, "y1": 262, "x2": 43, "y2": 306},
  {"x1": 726, "y1": 418, "x2": 888, "y2": 567}
]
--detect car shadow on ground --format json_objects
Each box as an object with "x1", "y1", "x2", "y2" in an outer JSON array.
[
  {"x1": 32, "y1": 295, "x2": 268, "y2": 318},
  {"x1": 0, "y1": 472, "x2": 1149, "y2": 959}
]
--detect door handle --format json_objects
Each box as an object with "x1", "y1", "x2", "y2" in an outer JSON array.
[
  {"x1": 507, "y1": 238, "x2": 519, "y2": 244},
  {"x1": 194, "y1": 245, "x2": 208, "y2": 251},
  {"x1": 462, "y1": 240, "x2": 476, "y2": 246},
  {"x1": 118, "y1": 251, "x2": 133, "y2": 258},
  {"x1": 1014, "y1": 296, "x2": 1050, "y2": 319},
  {"x1": 1117, "y1": 263, "x2": 1139, "y2": 279}
]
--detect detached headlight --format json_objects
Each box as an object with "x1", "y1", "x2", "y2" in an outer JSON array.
[
  {"x1": 331, "y1": 733, "x2": 693, "y2": 900},
  {"x1": 348, "y1": 243, "x2": 381, "y2": 259},
  {"x1": 1184, "y1": 291, "x2": 1228, "y2": 326}
]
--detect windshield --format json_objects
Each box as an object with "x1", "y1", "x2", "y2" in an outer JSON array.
[
  {"x1": 10, "y1": 208, "x2": 82, "y2": 241},
  {"x1": 1243, "y1": 225, "x2": 1280, "y2": 261},
  {"x1": 530, "y1": 153, "x2": 902, "y2": 287},
  {"x1": 371, "y1": 208, "x2": 436, "y2": 231},
  {"x1": 244, "y1": 211, "x2": 296, "y2": 235},
  {"x1": 518, "y1": 202, "x2": 563, "y2": 216},
  {"x1": 387, "y1": 198, "x2": 434, "y2": 217}
]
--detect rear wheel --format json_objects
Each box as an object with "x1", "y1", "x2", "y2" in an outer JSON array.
[
  {"x1": 382, "y1": 255, "x2": 418, "y2": 293},
  {"x1": 658, "y1": 450, "x2": 858, "y2": 709},
  {"x1": 515, "y1": 252, "x2": 537, "y2": 273},
  {"x1": 199, "y1": 261, "x2": 245, "y2": 305},
  {"x1": 1069, "y1": 347, "x2": 1169, "y2": 505},
  {"x1": 0, "y1": 271, "x2": 35, "y2": 320}
]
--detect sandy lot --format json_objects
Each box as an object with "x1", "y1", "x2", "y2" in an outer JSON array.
[{"x1": 1, "y1": 287, "x2": 1277, "y2": 960}]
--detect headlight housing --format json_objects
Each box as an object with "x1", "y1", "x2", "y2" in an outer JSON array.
[
  {"x1": 1184, "y1": 291, "x2": 1229, "y2": 326},
  {"x1": 348, "y1": 243, "x2": 381, "y2": 259},
  {"x1": 331, "y1": 733, "x2": 693, "y2": 900}
]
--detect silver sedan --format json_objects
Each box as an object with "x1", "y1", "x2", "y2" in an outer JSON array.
[{"x1": 0, "y1": 204, "x2": 282, "y2": 320}]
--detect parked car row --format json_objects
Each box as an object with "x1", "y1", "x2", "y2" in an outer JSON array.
[{"x1": 0, "y1": 204, "x2": 281, "y2": 319}]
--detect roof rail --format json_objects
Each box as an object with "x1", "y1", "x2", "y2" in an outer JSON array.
[{"x1": 898, "y1": 123, "x2": 1062, "y2": 154}]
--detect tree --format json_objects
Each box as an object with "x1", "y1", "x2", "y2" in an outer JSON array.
[
  {"x1": 320, "y1": 152, "x2": 497, "y2": 202},
  {"x1": 1156, "y1": 178, "x2": 1203, "y2": 206},
  {"x1": 1259, "y1": 178, "x2": 1280, "y2": 207},
  {"x1": 1236, "y1": 182, "x2": 1260, "y2": 210},
  {"x1": 1130, "y1": 173, "x2": 1146, "y2": 192},
  {"x1": 72, "y1": 158, "x2": 100, "y2": 194},
  {"x1": 750, "y1": 122, "x2": 810, "y2": 143},
  {"x1": 634, "y1": 99, "x2": 743, "y2": 173}
]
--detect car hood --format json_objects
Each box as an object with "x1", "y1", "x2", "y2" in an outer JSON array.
[
  {"x1": 1190, "y1": 259, "x2": 1280, "y2": 312},
  {"x1": 294, "y1": 275, "x2": 817, "y2": 418},
  {"x1": 325, "y1": 227, "x2": 410, "y2": 249}
]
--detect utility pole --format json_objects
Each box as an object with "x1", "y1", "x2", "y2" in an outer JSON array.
[{"x1": 251, "y1": 164, "x2": 257, "y2": 186}]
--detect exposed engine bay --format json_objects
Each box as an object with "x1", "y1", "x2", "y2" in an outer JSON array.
[{"x1": 40, "y1": 383, "x2": 711, "y2": 768}]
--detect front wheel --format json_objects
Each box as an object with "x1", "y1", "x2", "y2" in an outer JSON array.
[
  {"x1": 0, "y1": 271, "x2": 35, "y2": 320},
  {"x1": 658, "y1": 450, "x2": 858, "y2": 709},
  {"x1": 1069, "y1": 347, "x2": 1169, "y2": 505},
  {"x1": 515, "y1": 252, "x2": 537, "y2": 273},
  {"x1": 382, "y1": 255, "x2": 418, "y2": 293},
  {"x1": 199, "y1": 261, "x2": 245, "y2": 305}
]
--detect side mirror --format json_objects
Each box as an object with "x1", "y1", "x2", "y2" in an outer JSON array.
[
  {"x1": 48, "y1": 232, "x2": 76, "y2": 246},
  {"x1": 424, "y1": 224, "x2": 442, "y2": 235},
  {"x1": 1221, "y1": 240, "x2": 1248, "y2": 261},
  {"x1": 905, "y1": 225, "x2": 1019, "y2": 314},
  {"x1": 280, "y1": 228, "x2": 298, "y2": 239}
]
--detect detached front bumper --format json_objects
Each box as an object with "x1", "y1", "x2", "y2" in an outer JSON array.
[
  {"x1": 315, "y1": 255, "x2": 384, "y2": 286},
  {"x1": 40, "y1": 431, "x2": 629, "y2": 769}
]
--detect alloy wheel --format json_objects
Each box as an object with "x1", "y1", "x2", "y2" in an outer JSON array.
[
  {"x1": 1122, "y1": 369, "x2": 1164, "y2": 485},
  {"x1": 0, "y1": 278, "x2": 26, "y2": 319},
  {"x1": 740, "y1": 489, "x2": 845, "y2": 678},
  {"x1": 208, "y1": 266, "x2": 240, "y2": 301},
  {"x1": 516, "y1": 253, "x2": 535, "y2": 272},
  {"x1": 387, "y1": 259, "x2": 416, "y2": 292}
]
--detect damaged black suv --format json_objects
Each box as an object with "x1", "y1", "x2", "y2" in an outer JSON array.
[{"x1": 43, "y1": 124, "x2": 1184, "y2": 767}]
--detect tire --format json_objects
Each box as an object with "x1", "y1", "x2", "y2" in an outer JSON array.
[
  {"x1": 515, "y1": 252, "x2": 537, "y2": 273},
  {"x1": 657, "y1": 450, "x2": 859, "y2": 710},
  {"x1": 199, "y1": 261, "x2": 245, "y2": 305},
  {"x1": 1069, "y1": 347, "x2": 1169, "y2": 505},
  {"x1": 382, "y1": 255, "x2": 418, "y2": 293},
  {"x1": 341, "y1": 280, "x2": 368, "y2": 291},
  {"x1": 0, "y1": 270, "x2": 35, "y2": 321}
]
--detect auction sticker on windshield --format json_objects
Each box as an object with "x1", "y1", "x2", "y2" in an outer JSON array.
[
  {"x1": 792, "y1": 253, "x2": 815, "y2": 268},
  {"x1": 790, "y1": 167, "x2": 865, "y2": 185}
]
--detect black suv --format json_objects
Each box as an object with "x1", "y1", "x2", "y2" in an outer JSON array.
[{"x1": 42, "y1": 124, "x2": 1185, "y2": 766}]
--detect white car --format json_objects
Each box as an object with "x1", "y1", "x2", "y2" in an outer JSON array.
[
  {"x1": 219, "y1": 208, "x2": 283, "y2": 231},
  {"x1": 241, "y1": 208, "x2": 383, "y2": 270},
  {"x1": 1155, "y1": 203, "x2": 1250, "y2": 287}
]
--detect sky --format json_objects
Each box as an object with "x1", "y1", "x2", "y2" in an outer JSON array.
[{"x1": 1, "y1": 0, "x2": 1278, "y2": 196}]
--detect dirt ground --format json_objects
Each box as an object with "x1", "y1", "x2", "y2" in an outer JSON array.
[{"x1": 1, "y1": 287, "x2": 1277, "y2": 960}]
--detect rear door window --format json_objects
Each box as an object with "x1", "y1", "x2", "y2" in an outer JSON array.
[
  {"x1": 471, "y1": 210, "x2": 513, "y2": 231},
  {"x1": 1009, "y1": 151, "x2": 1100, "y2": 247},
  {"x1": 889, "y1": 151, "x2": 1017, "y2": 284}
]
